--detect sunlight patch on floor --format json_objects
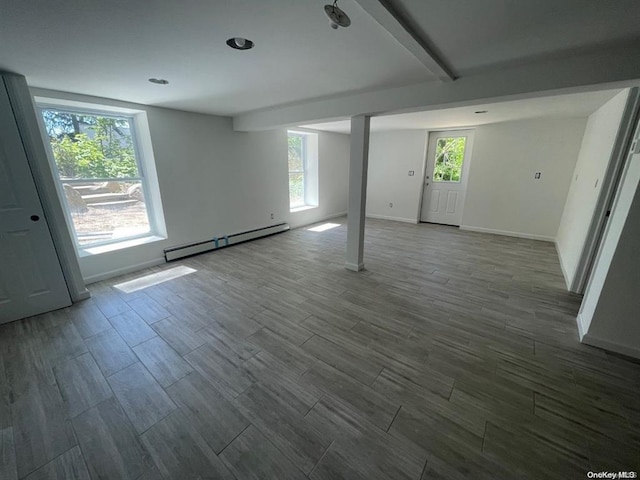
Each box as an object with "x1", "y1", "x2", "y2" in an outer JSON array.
[
  {"x1": 307, "y1": 222, "x2": 340, "y2": 232},
  {"x1": 113, "y1": 265, "x2": 196, "y2": 293}
]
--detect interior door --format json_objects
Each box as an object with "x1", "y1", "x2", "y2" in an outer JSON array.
[
  {"x1": 0, "y1": 82, "x2": 71, "y2": 324},
  {"x1": 420, "y1": 130, "x2": 474, "y2": 226}
]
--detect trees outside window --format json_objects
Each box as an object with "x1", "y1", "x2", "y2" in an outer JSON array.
[
  {"x1": 433, "y1": 137, "x2": 467, "y2": 182},
  {"x1": 40, "y1": 107, "x2": 155, "y2": 247},
  {"x1": 288, "y1": 132, "x2": 307, "y2": 209}
]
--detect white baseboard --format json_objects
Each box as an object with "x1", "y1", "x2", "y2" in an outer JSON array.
[
  {"x1": 345, "y1": 262, "x2": 365, "y2": 272},
  {"x1": 577, "y1": 313, "x2": 640, "y2": 359},
  {"x1": 582, "y1": 331, "x2": 640, "y2": 360},
  {"x1": 576, "y1": 313, "x2": 588, "y2": 341},
  {"x1": 459, "y1": 225, "x2": 555, "y2": 242},
  {"x1": 83, "y1": 257, "x2": 166, "y2": 284},
  {"x1": 555, "y1": 240, "x2": 573, "y2": 291},
  {"x1": 73, "y1": 289, "x2": 92, "y2": 301},
  {"x1": 366, "y1": 213, "x2": 418, "y2": 224},
  {"x1": 289, "y1": 211, "x2": 347, "y2": 229}
]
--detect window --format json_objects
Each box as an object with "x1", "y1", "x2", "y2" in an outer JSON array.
[
  {"x1": 38, "y1": 103, "x2": 165, "y2": 250},
  {"x1": 288, "y1": 132, "x2": 307, "y2": 209},
  {"x1": 433, "y1": 136, "x2": 467, "y2": 182},
  {"x1": 288, "y1": 130, "x2": 318, "y2": 210}
]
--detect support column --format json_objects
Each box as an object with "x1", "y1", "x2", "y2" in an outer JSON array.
[{"x1": 346, "y1": 115, "x2": 371, "y2": 272}]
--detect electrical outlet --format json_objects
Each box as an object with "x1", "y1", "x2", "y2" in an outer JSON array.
[
  {"x1": 408, "y1": 170, "x2": 415, "y2": 176},
  {"x1": 534, "y1": 172, "x2": 541, "y2": 179},
  {"x1": 389, "y1": 202, "x2": 393, "y2": 208},
  {"x1": 270, "y1": 213, "x2": 274, "y2": 219}
]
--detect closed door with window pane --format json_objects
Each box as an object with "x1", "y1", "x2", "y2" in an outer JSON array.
[
  {"x1": 39, "y1": 107, "x2": 153, "y2": 247},
  {"x1": 420, "y1": 130, "x2": 474, "y2": 226}
]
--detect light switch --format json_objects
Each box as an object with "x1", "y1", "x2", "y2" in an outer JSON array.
[{"x1": 408, "y1": 170, "x2": 415, "y2": 176}]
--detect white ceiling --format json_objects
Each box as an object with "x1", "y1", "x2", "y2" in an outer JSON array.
[
  {"x1": 393, "y1": 0, "x2": 640, "y2": 75},
  {"x1": 301, "y1": 89, "x2": 622, "y2": 133},
  {"x1": 1, "y1": 1, "x2": 638, "y2": 117},
  {"x1": 0, "y1": 0, "x2": 431, "y2": 115}
]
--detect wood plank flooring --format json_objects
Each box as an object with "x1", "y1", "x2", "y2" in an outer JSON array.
[{"x1": 2, "y1": 217, "x2": 640, "y2": 479}]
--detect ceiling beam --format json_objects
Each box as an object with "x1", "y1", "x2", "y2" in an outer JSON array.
[
  {"x1": 353, "y1": 0, "x2": 455, "y2": 82},
  {"x1": 233, "y1": 45, "x2": 640, "y2": 131}
]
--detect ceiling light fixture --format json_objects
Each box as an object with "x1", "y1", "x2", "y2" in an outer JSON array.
[
  {"x1": 324, "y1": 0, "x2": 351, "y2": 29},
  {"x1": 474, "y1": 110, "x2": 488, "y2": 114},
  {"x1": 148, "y1": 78, "x2": 169, "y2": 85},
  {"x1": 226, "y1": 37, "x2": 254, "y2": 50}
]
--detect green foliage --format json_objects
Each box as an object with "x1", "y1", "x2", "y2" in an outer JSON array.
[
  {"x1": 289, "y1": 173, "x2": 304, "y2": 207},
  {"x1": 433, "y1": 137, "x2": 466, "y2": 182},
  {"x1": 288, "y1": 134, "x2": 304, "y2": 172},
  {"x1": 288, "y1": 133, "x2": 305, "y2": 207},
  {"x1": 43, "y1": 110, "x2": 139, "y2": 179}
]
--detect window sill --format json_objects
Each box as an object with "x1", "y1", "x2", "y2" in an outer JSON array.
[
  {"x1": 290, "y1": 205, "x2": 318, "y2": 213},
  {"x1": 78, "y1": 235, "x2": 166, "y2": 257}
]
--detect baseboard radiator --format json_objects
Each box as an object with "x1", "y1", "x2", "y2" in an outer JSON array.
[{"x1": 164, "y1": 222, "x2": 290, "y2": 261}]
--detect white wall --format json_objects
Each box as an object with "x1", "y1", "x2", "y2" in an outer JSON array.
[
  {"x1": 365, "y1": 119, "x2": 586, "y2": 240},
  {"x1": 461, "y1": 118, "x2": 586, "y2": 241},
  {"x1": 579, "y1": 149, "x2": 640, "y2": 358},
  {"x1": 555, "y1": 90, "x2": 630, "y2": 287},
  {"x1": 288, "y1": 131, "x2": 350, "y2": 228},
  {"x1": 366, "y1": 131, "x2": 426, "y2": 222},
  {"x1": 30, "y1": 89, "x2": 349, "y2": 283}
]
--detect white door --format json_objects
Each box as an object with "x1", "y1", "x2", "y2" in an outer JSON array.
[
  {"x1": 0, "y1": 83, "x2": 71, "y2": 324},
  {"x1": 420, "y1": 130, "x2": 474, "y2": 226}
]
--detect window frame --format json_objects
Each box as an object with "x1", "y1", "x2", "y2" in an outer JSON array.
[
  {"x1": 287, "y1": 129, "x2": 320, "y2": 213},
  {"x1": 288, "y1": 131, "x2": 308, "y2": 210},
  {"x1": 36, "y1": 101, "x2": 165, "y2": 252}
]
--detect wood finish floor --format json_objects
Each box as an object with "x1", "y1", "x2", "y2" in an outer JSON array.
[{"x1": 1, "y1": 217, "x2": 640, "y2": 479}]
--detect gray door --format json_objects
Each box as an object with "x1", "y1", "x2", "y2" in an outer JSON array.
[{"x1": 0, "y1": 82, "x2": 71, "y2": 323}]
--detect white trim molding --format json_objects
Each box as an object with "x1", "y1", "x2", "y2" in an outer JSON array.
[
  {"x1": 345, "y1": 262, "x2": 365, "y2": 272},
  {"x1": 366, "y1": 213, "x2": 418, "y2": 224},
  {"x1": 576, "y1": 313, "x2": 588, "y2": 341},
  {"x1": 582, "y1": 331, "x2": 640, "y2": 360},
  {"x1": 555, "y1": 240, "x2": 573, "y2": 291},
  {"x1": 459, "y1": 225, "x2": 555, "y2": 242}
]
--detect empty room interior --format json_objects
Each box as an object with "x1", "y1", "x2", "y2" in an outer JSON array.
[{"x1": 2, "y1": 1, "x2": 640, "y2": 479}]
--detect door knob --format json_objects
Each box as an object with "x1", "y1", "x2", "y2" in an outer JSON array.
[{"x1": 30, "y1": 215, "x2": 40, "y2": 222}]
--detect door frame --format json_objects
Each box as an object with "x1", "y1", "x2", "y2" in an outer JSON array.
[
  {"x1": 3, "y1": 74, "x2": 89, "y2": 301},
  {"x1": 571, "y1": 87, "x2": 640, "y2": 294},
  {"x1": 417, "y1": 128, "x2": 475, "y2": 225}
]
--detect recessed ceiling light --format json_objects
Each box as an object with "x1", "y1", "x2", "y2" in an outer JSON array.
[
  {"x1": 148, "y1": 78, "x2": 169, "y2": 85},
  {"x1": 474, "y1": 110, "x2": 488, "y2": 114},
  {"x1": 226, "y1": 37, "x2": 254, "y2": 50}
]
